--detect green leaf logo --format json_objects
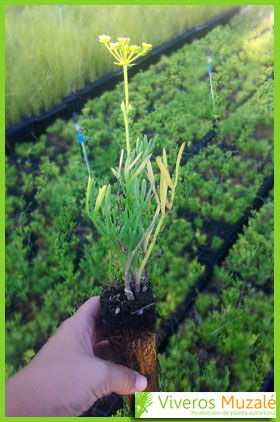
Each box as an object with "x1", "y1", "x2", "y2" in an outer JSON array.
[{"x1": 135, "y1": 392, "x2": 153, "y2": 418}]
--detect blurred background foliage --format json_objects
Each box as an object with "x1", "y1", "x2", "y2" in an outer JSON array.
[{"x1": 5, "y1": 5, "x2": 234, "y2": 125}]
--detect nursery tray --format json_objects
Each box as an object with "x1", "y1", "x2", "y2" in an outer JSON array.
[
  {"x1": 80, "y1": 393, "x2": 123, "y2": 417},
  {"x1": 157, "y1": 171, "x2": 274, "y2": 350},
  {"x1": 5, "y1": 7, "x2": 239, "y2": 151},
  {"x1": 223, "y1": 68, "x2": 274, "y2": 116},
  {"x1": 181, "y1": 129, "x2": 216, "y2": 166},
  {"x1": 261, "y1": 362, "x2": 274, "y2": 392}
]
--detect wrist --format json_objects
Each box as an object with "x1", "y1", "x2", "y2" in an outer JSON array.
[{"x1": 6, "y1": 364, "x2": 48, "y2": 417}]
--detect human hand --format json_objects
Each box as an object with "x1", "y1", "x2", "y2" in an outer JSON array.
[{"x1": 5, "y1": 296, "x2": 147, "y2": 417}]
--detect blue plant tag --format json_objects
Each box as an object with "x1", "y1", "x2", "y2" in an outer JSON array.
[{"x1": 77, "y1": 133, "x2": 84, "y2": 144}]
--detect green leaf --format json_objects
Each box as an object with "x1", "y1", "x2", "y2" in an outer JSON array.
[
  {"x1": 111, "y1": 167, "x2": 118, "y2": 178},
  {"x1": 94, "y1": 185, "x2": 107, "y2": 218},
  {"x1": 86, "y1": 176, "x2": 95, "y2": 219},
  {"x1": 175, "y1": 142, "x2": 185, "y2": 188},
  {"x1": 159, "y1": 171, "x2": 167, "y2": 216},
  {"x1": 156, "y1": 156, "x2": 173, "y2": 190},
  {"x1": 127, "y1": 151, "x2": 143, "y2": 172},
  {"x1": 128, "y1": 154, "x2": 152, "y2": 185},
  {"x1": 141, "y1": 179, "x2": 147, "y2": 203}
]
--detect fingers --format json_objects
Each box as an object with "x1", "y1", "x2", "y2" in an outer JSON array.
[
  {"x1": 102, "y1": 360, "x2": 147, "y2": 396},
  {"x1": 91, "y1": 317, "x2": 105, "y2": 345},
  {"x1": 74, "y1": 297, "x2": 101, "y2": 323},
  {"x1": 71, "y1": 296, "x2": 105, "y2": 344},
  {"x1": 94, "y1": 341, "x2": 114, "y2": 361}
]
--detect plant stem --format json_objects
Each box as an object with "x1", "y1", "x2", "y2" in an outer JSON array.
[
  {"x1": 104, "y1": 42, "x2": 120, "y2": 62},
  {"x1": 144, "y1": 205, "x2": 160, "y2": 251},
  {"x1": 123, "y1": 64, "x2": 129, "y2": 108},
  {"x1": 108, "y1": 246, "x2": 113, "y2": 283},
  {"x1": 124, "y1": 273, "x2": 134, "y2": 301},
  {"x1": 125, "y1": 213, "x2": 160, "y2": 297},
  {"x1": 117, "y1": 149, "x2": 124, "y2": 226},
  {"x1": 168, "y1": 187, "x2": 175, "y2": 213},
  {"x1": 124, "y1": 110, "x2": 130, "y2": 156},
  {"x1": 122, "y1": 64, "x2": 130, "y2": 155}
]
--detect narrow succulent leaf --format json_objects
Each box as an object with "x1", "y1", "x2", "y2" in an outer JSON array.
[
  {"x1": 105, "y1": 184, "x2": 111, "y2": 204},
  {"x1": 123, "y1": 208, "x2": 128, "y2": 232},
  {"x1": 160, "y1": 172, "x2": 167, "y2": 216},
  {"x1": 134, "y1": 213, "x2": 142, "y2": 233},
  {"x1": 146, "y1": 172, "x2": 160, "y2": 207},
  {"x1": 163, "y1": 148, "x2": 168, "y2": 168},
  {"x1": 86, "y1": 176, "x2": 93, "y2": 218},
  {"x1": 175, "y1": 142, "x2": 185, "y2": 188},
  {"x1": 124, "y1": 156, "x2": 130, "y2": 180},
  {"x1": 128, "y1": 154, "x2": 152, "y2": 185},
  {"x1": 141, "y1": 179, "x2": 146, "y2": 204},
  {"x1": 110, "y1": 238, "x2": 125, "y2": 262},
  {"x1": 156, "y1": 157, "x2": 173, "y2": 189},
  {"x1": 144, "y1": 184, "x2": 153, "y2": 207},
  {"x1": 127, "y1": 151, "x2": 143, "y2": 171},
  {"x1": 147, "y1": 160, "x2": 155, "y2": 183},
  {"x1": 111, "y1": 168, "x2": 118, "y2": 178},
  {"x1": 94, "y1": 185, "x2": 107, "y2": 218},
  {"x1": 133, "y1": 177, "x2": 140, "y2": 207},
  {"x1": 119, "y1": 225, "x2": 125, "y2": 242},
  {"x1": 95, "y1": 220, "x2": 109, "y2": 238},
  {"x1": 119, "y1": 176, "x2": 126, "y2": 194},
  {"x1": 104, "y1": 184, "x2": 112, "y2": 226},
  {"x1": 89, "y1": 182, "x2": 96, "y2": 216},
  {"x1": 136, "y1": 137, "x2": 140, "y2": 154}
]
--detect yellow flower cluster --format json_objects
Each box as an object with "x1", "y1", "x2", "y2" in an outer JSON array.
[{"x1": 99, "y1": 35, "x2": 152, "y2": 66}]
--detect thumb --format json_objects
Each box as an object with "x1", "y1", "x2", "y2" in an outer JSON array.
[{"x1": 102, "y1": 360, "x2": 147, "y2": 396}]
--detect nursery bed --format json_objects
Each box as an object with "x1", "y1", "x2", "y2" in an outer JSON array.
[
  {"x1": 6, "y1": 11, "x2": 273, "y2": 191},
  {"x1": 157, "y1": 198, "x2": 274, "y2": 393},
  {"x1": 5, "y1": 7, "x2": 239, "y2": 148},
  {"x1": 157, "y1": 172, "x2": 273, "y2": 349}
]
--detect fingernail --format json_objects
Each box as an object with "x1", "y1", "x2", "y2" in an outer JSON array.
[{"x1": 135, "y1": 373, "x2": 147, "y2": 392}]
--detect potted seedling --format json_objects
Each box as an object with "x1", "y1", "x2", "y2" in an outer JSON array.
[{"x1": 85, "y1": 36, "x2": 185, "y2": 408}]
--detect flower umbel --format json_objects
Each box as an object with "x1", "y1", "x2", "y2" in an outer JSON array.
[
  {"x1": 98, "y1": 35, "x2": 153, "y2": 155},
  {"x1": 99, "y1": 34, "x2": 111, "y2": 44},
  {"x1": 142, "y1": 43, "x2": 152, "y2": 51},
  {"x1": 99, "y1": 35, "x2": 153, "y2": 67}
]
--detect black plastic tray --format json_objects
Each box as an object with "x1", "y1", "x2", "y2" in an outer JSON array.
[
  {"x1": 261, "y1": 362, "x2": 274, "y2": 392},
  {"x1": 80, "y1": 393, "x2": 122, "y2": 417},
  {"x1": 181, "y1": 129, "x2": 216, "y2": 166},
  {"x1": 157, "y1": 171, "x2": 274, "y2": 350}
]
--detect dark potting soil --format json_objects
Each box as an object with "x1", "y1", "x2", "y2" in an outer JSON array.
[
  {"x1": 100, "y1": 283, "x2": 159, "y2": 405},
  {"x1": 100, "y1": 283, "x2": 157, "y2": 336}
]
